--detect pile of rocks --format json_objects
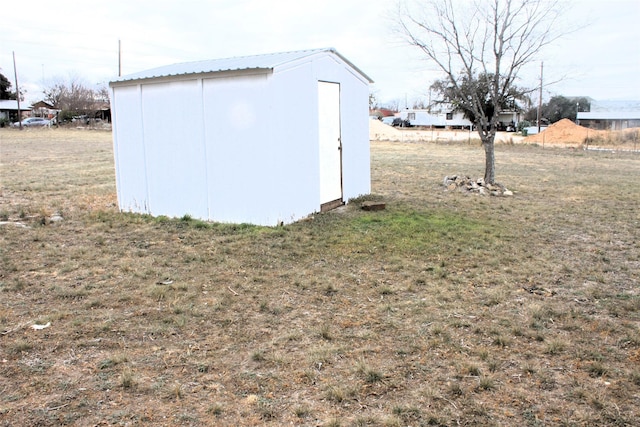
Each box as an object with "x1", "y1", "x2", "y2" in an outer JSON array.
[{"x1": 443, "y1": 175, "x2": 513, "y2": 196}]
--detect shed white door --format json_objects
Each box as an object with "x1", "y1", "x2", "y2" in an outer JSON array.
[{"x1": 318, "y1": 81, "x2": 343, "y2": 211}]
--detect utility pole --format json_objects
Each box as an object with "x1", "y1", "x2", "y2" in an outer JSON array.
[
  {"x1": 12, "y1": 52, "x2": 22, "y2": 130},
  {"x1": 537, "y1": 61, "x2": 543, "y2": 134}
]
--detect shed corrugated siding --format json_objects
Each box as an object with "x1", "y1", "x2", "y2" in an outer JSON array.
[
  {"x1": 141, "y1": 80, "x2": 208, "y2": 219},
  {"x1": 111, "y1": 85, "x2": 147, "y2": 212},
  {"x1": 202, "y1": 74, "x2": 273, "y2": 224}
]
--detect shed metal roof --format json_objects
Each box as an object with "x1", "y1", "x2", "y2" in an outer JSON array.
[
  {"x1": 0, "y1": 100, "x2": 31, "y2": 111},
  {"x1": 111, "y1": 48, "x2": 373, "y2": 84}
]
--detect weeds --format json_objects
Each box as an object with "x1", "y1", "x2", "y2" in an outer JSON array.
[
  {"x1": 631, "y1": 371, "x2": 640, "y2": 387},
  {"x1": 544, "y1": 340, "x2": 566, "y2": 355},
  {"x1": 8, "y1": 340, "x2": 33, "y2": 354},
  {"x1": 251, "y1": 350, "x2": 266, "y2": 362},
  {"x1": 98, "y1": 353, "x2": 128, "y2": 369},
  {"x1": 392, "y1": 405, "x2": 422, "y2": 421},
  {"x1": 293, "y1": 405, "x2": 311, "y2": 419},
  {"x1": 119, "y1": 367, "x2": 135, "y2": 389},
  {"x1": 207, "y1": 404, "x2": 223, "y2": 416},
  {"x1": 478, "y1": 376, "x2": 495, "y2": 391},
  {"x1": 319, "y1": 323, "x2": 333, "y2": 340},
  {"x1": 355, "y1": 359, "x2": 384, "y2": 383},
  {"x1": 170, "y1": 383, "x2": 183, "y2": 400},
  {"x1": 466, "y1": 364, "x2": 482, "y2": 376},
  {"x1": 492, "y1": 335, "x2": 510, "y2": 347},
  {"x1": 587, "y1": 362, "x2": 608, "y2": 378},
  {"x1": 325, "y1": 385, "x2": 355, "y2": 403}
]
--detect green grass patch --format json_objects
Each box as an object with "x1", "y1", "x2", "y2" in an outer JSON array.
[{"x1": 326, "y1": 207, "x2": 491, "y2": 256}]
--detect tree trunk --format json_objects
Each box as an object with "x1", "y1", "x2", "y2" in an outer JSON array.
[{"x1": 483, "y1": 137, "x2": 496, "y2": 184}]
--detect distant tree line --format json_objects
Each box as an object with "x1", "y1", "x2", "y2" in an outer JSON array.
[
  {"x1": 1, "y1": 71, "x2": 21, "y2": 126},
  {"x1": 43, "y1": 76, "x2": 109, "y2": 123},
  {"x1": 373, "y1": 91, "x2": 590, "y2": 128},
  {"x1": 2, "y1": 70, "x2": 110, "y2": 124},
  {"x1": 0, "y1": 71, "x2": 18, "y2": 100},
  {"x1": 523, "y1": 95, "x2": 591, "y2": 125}
]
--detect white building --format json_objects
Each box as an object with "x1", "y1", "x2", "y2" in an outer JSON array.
[
  {"x1": 0, "y1": 100, "x2": 30, "y2": 123},
  {"x1": 400, "y1": 108, "x2": 472, "y2": 128},
  {"x1": 577, "y1": 100, "x2": 640, "y2": 130},
  {"x1": 109, "y1": 48, "x2": 372, "y2": 226},
  {"x1": 399, "y1": 107, "x2": 519, "y2": 129}
]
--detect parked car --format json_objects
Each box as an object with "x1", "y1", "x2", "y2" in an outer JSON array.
[
  {"x1": 496, "y1": 121, "x2": 516, "y2": 132},
  {"x1": 11, "y1": 117, "x2": 51, "y2": 127},
  {"x1": 392, "y1": 118, "x2": 412, "y2": 127}
]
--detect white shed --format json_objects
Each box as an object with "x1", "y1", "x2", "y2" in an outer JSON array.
[{"x1": 109, "y1": 48, "x2": 372, "y2": 226}]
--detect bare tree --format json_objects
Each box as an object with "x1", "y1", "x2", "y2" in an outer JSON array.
[
  {"x1": 96, "y1": 85, "x2": 110, "y2": 103},
  {"x1": 43, "y1": 75, "x2": 100, "y2": 113},
  {"x1": 369, "y1": 91, "x2": 379, "y2": 110},
  {"x1": 397, "y1": 0, "x2": 564, "y2": 183},
  {"x1": 383, "y1": 99, "x2": 401, "y2": 112},
  {"x1": 412, "y1": 98, "x2": 428, "y2": 109}
]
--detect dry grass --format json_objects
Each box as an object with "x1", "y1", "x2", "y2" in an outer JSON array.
[{"x1": 1, "y1": 128, "x2": 639, "y2": 426}]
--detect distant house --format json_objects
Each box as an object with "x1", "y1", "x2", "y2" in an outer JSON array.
[
  {"x1": 577, "y1": 100, "x2": 640, "y2": 130},
  {"x1": 399, "y1": 107, "x2": 519, "y2": 129},
  {"x1": 94, "y1": 104, "x2": 111, "y2": 122},
  {"x1": 370, "y1": 108, "x2": 397, "y2": 119},
  {"x1": 0, "y1": 100, "x2": 31, "y2": 124},
  {"x1": 31, "y1": 101, "x2": 59, "y2": 120},
  {"x1": 109, "y1": 48, "x2": 372, "y2": 226},
  {"x1": 496, "y1": 111, "x2": 521, "y2": 129},
  {"x1": 400, "y1": 108, "x2": 472, "y2": 128},
  {"x1": 578, "y1": 112, "x2": 640, "y2": 130}
]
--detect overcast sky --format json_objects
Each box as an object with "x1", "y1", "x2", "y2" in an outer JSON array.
[{"x1": 1, "y1": 0, "x2": 639, "y2": 107}]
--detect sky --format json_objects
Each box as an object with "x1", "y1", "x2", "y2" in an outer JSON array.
[{"x1": 1, "y1": 0, "x2": 639, "y2": 107}]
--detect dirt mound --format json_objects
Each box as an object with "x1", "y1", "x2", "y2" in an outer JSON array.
[
  {"x1": 369, "y1": 119, "x2": 401, "y2": 140},
  {"x1": 524, "y1": 118, "x2": 603, "y2": 145}
]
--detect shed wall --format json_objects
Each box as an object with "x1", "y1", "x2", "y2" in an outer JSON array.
[
  {"x1": 317, "y1": 55, "x2": 371, "y2": 200},
  {"x1": 269, "y1": 53, "x2": 371, "y2": 215},
  {"x1": 202, "y1": 74, "x2": 274, "y2": 224},
  {"x1": 269, "y1": 61, "x2": 322, "y2": 221},
  {"x1": 142, "y1": 80, "x2": 208, "y2": 219},
  {"x1": 111, "y1": 85, "x2": 148, "y2": 212}
]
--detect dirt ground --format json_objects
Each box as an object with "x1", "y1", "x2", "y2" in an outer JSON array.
[
  {"x1": 1, "y1": 128, "x2": 639, "y2": 426},
  {"x1": 522, "y1": 119, "x2": 603, "y2": 146},
  {"x1": 370, "y1": 118, "x2": 640, "y2": 150},
  {"x1": 369, "y1": 119, "x2": 524, "y2": 144}
]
